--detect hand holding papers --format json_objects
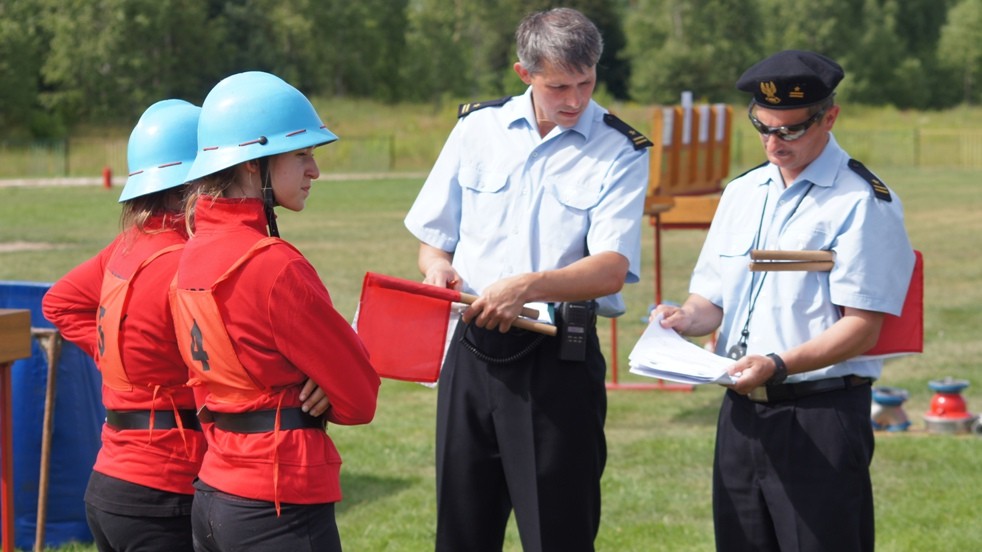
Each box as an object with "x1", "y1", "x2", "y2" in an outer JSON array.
[{"x1": 629, "y1": 315, "x2": 737, "y2": 385}]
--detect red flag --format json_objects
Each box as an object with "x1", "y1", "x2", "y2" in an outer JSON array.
[
  {"x1": 353, "y1": 272, "x2": 461, "y2": 383},
  {"x1": 863, "y1": 250, "x2": 924, "y2": 358}
]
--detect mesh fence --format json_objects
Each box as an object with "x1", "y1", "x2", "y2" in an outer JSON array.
[
  {"x1": 731, "y1": 128, "x2": 982, "y2": 173},
  {"x1": 3, "y1": 129, "x2": 982, "y2": 180}
]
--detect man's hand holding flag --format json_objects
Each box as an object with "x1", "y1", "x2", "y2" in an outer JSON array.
[{"x1": 353, "y1": 272, "x2": 556, "y2": 383}]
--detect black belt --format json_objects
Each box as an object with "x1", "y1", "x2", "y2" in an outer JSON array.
[
  {"x1": 208, "y1": 408, "x2": 324, "y2": 434},
  {"x1": 106, "y1": 409, "x2": 201, "y2": 431},
  {"x1": 747, "y1": 375, "x2": 872, "y2": 403}
]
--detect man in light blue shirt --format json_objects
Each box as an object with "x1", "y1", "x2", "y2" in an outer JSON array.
[
  {"x1": 653, "y1": 50, "x2": 915, "y2": 551},
  {"x1": 404, "y1": 8, "x2": 649, "y2": 551}
]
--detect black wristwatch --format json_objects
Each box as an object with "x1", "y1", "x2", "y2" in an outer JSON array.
[{"x1": 765, "y1": 353, "x2": 788, "y2": 385}]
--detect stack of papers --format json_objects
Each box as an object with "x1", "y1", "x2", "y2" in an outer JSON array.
[{"x1": 628, "y1": 315, "x2": 737, "y2": 385}]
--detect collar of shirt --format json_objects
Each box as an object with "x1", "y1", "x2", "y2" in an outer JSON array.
[
  {"x1": 194, "y1": 197, "x2": 268, "y2": 236},
  {"x1": 772, "y1": 133, "x2": 845, "y2": 191},
  {"x1": 504, "y1": 86, "x2": 600, "y2": 143},
  {"x1": 142, "y1": 213, "x2": 188, "y2": 238}
]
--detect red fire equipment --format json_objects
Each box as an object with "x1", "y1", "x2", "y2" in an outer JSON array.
[{"x1": 923, "y1": 378, "x2": 975, "y2": 434}]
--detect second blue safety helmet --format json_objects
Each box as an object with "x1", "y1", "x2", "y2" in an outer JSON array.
[{"x1": 119, "y1": 99, "x2": 201, "y2": 203}]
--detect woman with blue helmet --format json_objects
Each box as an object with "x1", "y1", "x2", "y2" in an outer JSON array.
[
  {"x1": 43, "y1": 99, "x2": 206, "y2": 552},
  {"x1": 171, "y1": 71, "x2": 380, "y2": 552}
]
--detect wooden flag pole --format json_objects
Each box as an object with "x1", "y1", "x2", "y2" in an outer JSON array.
[
  {"x1": 456, "y1": 293, "x2": 557, "y2": 336},
  {"x1": 749, "y1": 261, "x2": 834, "y2": 272},
  {"x1": 458, "y1": 293, "x2": 543, "y2": 321},
  {"x1": 508, "y1": 317, "x2": 557, "y2": 337},
  {"x1": 750, "y1": 249, "x2": 834, "y2": 262},
  {"x1": 749, "y1": 250, "x2": 835, "y2": 272}
]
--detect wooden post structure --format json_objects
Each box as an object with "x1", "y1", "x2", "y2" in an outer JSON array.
[
  {"x1": 607, "y1": 96, "x2": 733, "y2": 391},
  {"x1": 31, "y1": 329, "x2": 62, "y2": 552},
  {"x1": 643, "y1": 102, "x2": 732, "y2": 304},
  {"x1": 1, "y1": 309, "x2": 32, "y2": 552}
]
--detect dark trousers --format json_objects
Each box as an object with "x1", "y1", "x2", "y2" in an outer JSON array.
[
  {"x1": 435, "y1": 322, "x2": 607, "y2": 552},
  {"x1": 84, "y1": 471, "x2": 194, "y2": 552},
  {"x1": 713, "y1": 383, "x2": 875, "y2": 552},
  {"x1": 191, "y1": 481, "x2": 341, "y2": 552},
  {"x1": 86, "y1": 504, "x2": 193, "y2": 552}
]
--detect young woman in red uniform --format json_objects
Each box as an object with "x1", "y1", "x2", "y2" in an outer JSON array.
[
  {"x1": 42, "y1": 99, "x2": 205, "y2": 552},
  {"x1": 171, "y1": 71, "x2": 380, "y2": 552}
]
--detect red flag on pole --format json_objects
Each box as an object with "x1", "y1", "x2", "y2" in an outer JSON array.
[
  {"x1": 353, "y1": 272, "x2": 557, "y2": 383},
  {"x1": 862, "y1": 249, "x2": 924, "y2": 358},
  {"x1": 354, "y1": 272, "x2": 459, "y2": 383}
]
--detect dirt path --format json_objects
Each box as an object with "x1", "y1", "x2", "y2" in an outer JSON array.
[{"x1": 0, "y1": 241, "x2": 60, "y2": 253}]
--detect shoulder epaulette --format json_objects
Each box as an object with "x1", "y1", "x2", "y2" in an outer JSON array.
[
  {"x1": 847, "y1": 159, "x2": 891, "y2": 201},
  {"x1": 457, "y1": 96, "x2": 511, "y2": 118},
  {"x1": 733, "y1": 160, "x2": 769, "y2": 181},
  {"x1": 603, "y1": 113, "x2": 653, "y2": 151}
]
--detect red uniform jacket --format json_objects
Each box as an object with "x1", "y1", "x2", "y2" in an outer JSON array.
[
  {"x1": 42, "y1": 216, "x2": 205, "y2": 495},
  {"x1": 173, "y1": 197, "x2": 380, "y2": 505}
]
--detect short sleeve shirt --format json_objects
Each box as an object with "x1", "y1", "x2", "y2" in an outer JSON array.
[
  {"x1": 690, "y1": 134, "x2": 915, "y2": 381},
  {"x1": 404, "y1": 87, "x2": 649, "y2": 317}
]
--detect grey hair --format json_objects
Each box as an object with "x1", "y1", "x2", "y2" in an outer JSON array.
[
  {"x1": 516, "y1": 7, "x2": 603, "y2": 75},
  {"x1": 807, "y1": 93, "x2": 836, "y2": 116}
]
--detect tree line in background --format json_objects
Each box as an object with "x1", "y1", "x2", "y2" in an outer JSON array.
[{"x1": 2, "y1": 0, "x2": 981, "y2": 140}]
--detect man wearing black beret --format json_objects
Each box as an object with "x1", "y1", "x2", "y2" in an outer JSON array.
[{"x1": 651, "y1": 50, "x2": 915, "y2": 551}]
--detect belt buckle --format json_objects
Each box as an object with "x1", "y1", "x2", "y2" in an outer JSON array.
[{"x1": 748, "y1": 386, "x2": 769, "y2": 403}]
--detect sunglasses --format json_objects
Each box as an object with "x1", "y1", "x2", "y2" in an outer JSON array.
[{"x1": 747, "y1": 105, "x2": 828, "y2": 142}]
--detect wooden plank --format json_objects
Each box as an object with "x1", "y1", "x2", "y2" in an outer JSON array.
[
  {"x1": 0, "y1": 309, "x2": 31, "y2": 363},
  {"x1": 2, "y1": 309, "x2": 30, "y2": 552},
  {"x1": 648, "y1": 107, "x2": 664, "y2": 196},
  {"x1": 666, "y1": 106, "x2": 683, "y2": 193},
  {"x1": 751, "y1": 250, "x2": 834, "y2": 262},
  {"x1": 644, "y1": 194, "x2": 675, "y2": 216},
  {"x1": 749, "y1": 261, "x2": 834, "y2": 272},
  {"x1": 659, "y1": 194, "x2": 721, "y2": 226}
]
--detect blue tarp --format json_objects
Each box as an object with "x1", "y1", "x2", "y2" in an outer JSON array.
[{"x1": 1, "y1": 281, "x2": 103, "y2": 549}]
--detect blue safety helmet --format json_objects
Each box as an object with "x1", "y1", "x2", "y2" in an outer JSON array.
[
  {"x1": 119, "y1": 99, "x2": 201, "y2": 203},
  {"x1": 185, "y1": 71, "x2": 338, "y2": 182}
]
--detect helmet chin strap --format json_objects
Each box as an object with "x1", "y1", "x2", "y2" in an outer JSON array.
[{"x1": 258, "y1": 157, "x2": 279, "y2": 237}]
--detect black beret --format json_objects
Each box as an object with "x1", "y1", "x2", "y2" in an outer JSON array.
[{"x1": 736, "y1": 50, "x2": 844, "y2": 109}]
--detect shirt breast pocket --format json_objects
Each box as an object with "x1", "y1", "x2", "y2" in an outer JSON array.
[
  {"x1": 777, "y1": 228, "x2": 833, "y2": 251},
  {"x1": 457, "y1": 167, "x2": 509, "y2": 239},
  {"x1": 545, "y1": 175, "x2": 603, "y2": 211},
  {"x1": 718, "y1": 232, "x2": 755, "y2": 280},
  {"x1": 719, "y1": 232, "x2": 756, "y2": 258}
]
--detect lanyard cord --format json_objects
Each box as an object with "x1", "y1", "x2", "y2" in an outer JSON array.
[{"x1": 736, "y1": 182, "x2": 815, "y2": 348}]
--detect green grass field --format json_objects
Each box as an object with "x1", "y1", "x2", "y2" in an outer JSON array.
[{"x1": 2, "y1": 165, "x2": 981, "y2": 551}]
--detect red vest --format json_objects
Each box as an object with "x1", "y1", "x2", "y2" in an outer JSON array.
[
  {"x1": 97, "y1": 244, "x2": 183, "y2": 390},
  {"x1": 171, "y1": 237, "x2": 319, "y2": 512},
  {"x1": 171, "y1": 238, "x2": 285, "y2": 403},
  {"x1": 92, "y1": 241, "x2": 204, "y2": 494}
]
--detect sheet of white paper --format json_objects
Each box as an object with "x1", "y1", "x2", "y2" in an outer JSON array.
[{"x1": 628, "y1": 315, "x2": 738, "y2": 385}]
